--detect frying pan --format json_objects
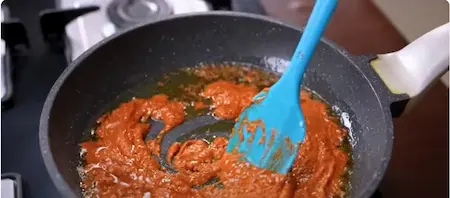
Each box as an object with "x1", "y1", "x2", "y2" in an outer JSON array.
[{"x1": 39, "y1": 12, "x2": 441, "y2": 197}]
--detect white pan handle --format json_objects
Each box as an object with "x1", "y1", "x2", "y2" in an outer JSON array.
[{"x1": 371, "y1": 22, "x2": 449, "y2": 97}]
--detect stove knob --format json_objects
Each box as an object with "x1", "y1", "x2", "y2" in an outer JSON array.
[
  {"x1": 118, "y1": 0, "x2": 160, "y2": 22},
  {"x1": 107, "y1": 0, "x2": 172, "y2": 29}
]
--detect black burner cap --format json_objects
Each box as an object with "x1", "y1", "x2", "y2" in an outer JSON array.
[{"x1": 107, "y1": 0, "x2": 172, "y2": 29}]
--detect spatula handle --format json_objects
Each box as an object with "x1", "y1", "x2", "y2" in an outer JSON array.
[{"x1": 275, "y1": 0, "x2": 338, "y2": 98}]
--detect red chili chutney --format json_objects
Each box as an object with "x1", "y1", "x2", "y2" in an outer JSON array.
[{"x1": 79, "y1": 66, "x2": 350, "y2": 198}]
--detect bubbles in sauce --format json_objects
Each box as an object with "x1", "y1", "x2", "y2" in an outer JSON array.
[{"x1": 78, "y1": 64, "x2": 351, "y2": 198}]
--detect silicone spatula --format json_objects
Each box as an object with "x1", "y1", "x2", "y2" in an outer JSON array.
[{"x1": 226, "y1": 0, "x2": 338, "y2": 174}]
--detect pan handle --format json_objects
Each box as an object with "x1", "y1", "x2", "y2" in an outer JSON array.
[{"x1": 370, "y1": 22, "x2": 449, "y2": 98}]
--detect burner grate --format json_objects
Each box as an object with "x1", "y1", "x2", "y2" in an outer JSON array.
[{"x1": 55, "y1": 0, "x2": 211, "y2": 61}]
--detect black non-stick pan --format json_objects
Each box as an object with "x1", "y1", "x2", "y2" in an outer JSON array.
[{"x1": 39, "y1": 12, "x2": 447, "y2": 198}]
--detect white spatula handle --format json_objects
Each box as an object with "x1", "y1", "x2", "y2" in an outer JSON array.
[{"x1": 371, "y1": 22, "x2": 449, "y2": 97}]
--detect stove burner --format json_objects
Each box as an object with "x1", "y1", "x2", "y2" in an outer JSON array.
[{"x1": 107, "y1": 0, "x2": 172, "y2": 29}]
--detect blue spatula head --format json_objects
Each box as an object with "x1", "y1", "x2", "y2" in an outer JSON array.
[
  {"x1": 226, "y1": 90, "x2": 306, "y2": 174},
  {"x1": 225, "y1": 0, "x2": 338, "y2": 174}
]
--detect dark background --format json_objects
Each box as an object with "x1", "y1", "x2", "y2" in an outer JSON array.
[
  {"x1": 2, "y1": 0, "x2": 448, "y2": 197},
  {"x1": 2, "y1": 0, "x2": 67, "y2": 197}
]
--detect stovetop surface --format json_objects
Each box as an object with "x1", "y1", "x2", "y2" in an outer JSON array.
[
  {"x1": 60, "y1": 0, "x2": 211, "y2": 61},
  {"x1": 1, "y1": 0, "x2": 383, "y2": 197},
  {"x1": 2, "y1": 0, "x2": 67, "y2": 197}
]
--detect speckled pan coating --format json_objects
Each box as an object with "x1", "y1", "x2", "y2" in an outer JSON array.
[{"x1": 39, "y1": 11, "x2": 409, "y2": 198}]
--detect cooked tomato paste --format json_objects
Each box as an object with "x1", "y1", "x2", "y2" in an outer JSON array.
[{"x1": 79, "y1": 65, "x2": 350, "y2": 198}]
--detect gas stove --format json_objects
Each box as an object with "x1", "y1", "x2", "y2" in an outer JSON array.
[{"x1": 57, "y1": 0, "x2": 212, "y2": 61}]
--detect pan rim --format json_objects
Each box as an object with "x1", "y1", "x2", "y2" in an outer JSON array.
[{"x1": 39, "y1": 11, "x2": 393, "y2": 198}]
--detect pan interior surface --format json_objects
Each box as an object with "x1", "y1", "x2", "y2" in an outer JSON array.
[{"x1": 41, "y1": 12, "x2": 392, "y2": 198}]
